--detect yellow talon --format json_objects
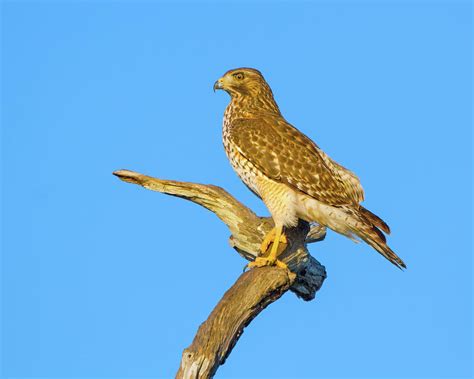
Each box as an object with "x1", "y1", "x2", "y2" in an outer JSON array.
[
  {"x1": 245, "y1": 225, "x2": 289, "y2": 271},
  {"x1": 260, "y1": 226, "x2": 288, "y2": 254},
  {"x1": 245, "y1": 256, "x2": 288, "y2": 270}
]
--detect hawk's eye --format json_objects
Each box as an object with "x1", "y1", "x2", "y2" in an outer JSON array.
[{"x1": 233, "y1": 73, "x2": 244, "y2": 80}]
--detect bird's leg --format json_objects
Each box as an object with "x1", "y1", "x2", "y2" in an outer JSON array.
[
  {"x1": 267, "y1": 225, "x2": 287, "y2": 267},
  {"x1": 246, "y1": 225, "x2": 288, "y2": 270},
  {"x1": 260, "y1": 227, "x2": 279, "y2": 254}
]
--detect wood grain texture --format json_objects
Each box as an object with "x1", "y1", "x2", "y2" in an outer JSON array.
[
  {"x1": 176, "y1": 267, "x2": 294, "y2": 379},
  {"x1": 113, "y1": 169, "x2": 327, "y2": 378}
]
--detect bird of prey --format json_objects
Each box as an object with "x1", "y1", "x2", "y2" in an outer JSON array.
[{"x1": 214, "y1": 68, "x2": 405, "y2": 270}]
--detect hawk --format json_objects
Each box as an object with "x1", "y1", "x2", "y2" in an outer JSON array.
[{"x1": 214, "y1": 68, "x2": 405, "y2": 270}]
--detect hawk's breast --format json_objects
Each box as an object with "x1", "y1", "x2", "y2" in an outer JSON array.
[{"x1": 222, "y1": 111, "x2": 262, "y2": 196}]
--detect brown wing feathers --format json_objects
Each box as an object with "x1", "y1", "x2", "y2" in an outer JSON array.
[{"x1": 229, "y1": 117, "x2": 359, "y2": 206}]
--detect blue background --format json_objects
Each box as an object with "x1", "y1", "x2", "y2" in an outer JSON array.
[{"x1": 2, "y1": 1, "x2": 472, "y2": 378}]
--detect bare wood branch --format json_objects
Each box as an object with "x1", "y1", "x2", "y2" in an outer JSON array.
[
  {"x1": 113, "y1": 169, "x2": 259, "y2": 234},
  {"x1": 175, "y1": 267, "x2": 295, "y2": 379},
  {"x1": 113, "y1": 169, "x2": 327, "y2": 378},
  {"x1": 113, "y1": 169, "x2": 326, "y2": 299}
]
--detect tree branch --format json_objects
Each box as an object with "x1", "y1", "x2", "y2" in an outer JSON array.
[
  {"x1": 113, "y1": 169, "x2": 327, "y2": 378},
  {"x1": 176, "y1": 267, "x2": 294, "y2": 379}
]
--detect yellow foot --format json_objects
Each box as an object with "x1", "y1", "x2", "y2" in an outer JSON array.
[
  {"x1": 246, "y1": 256, "x2": 288, "y2": 270},
  {"x1": 242, "y1": 225, "x2": 289, "y2": 272},
  {"x1": 260, "y1": 228, "x2": 288, "y2": 254}
]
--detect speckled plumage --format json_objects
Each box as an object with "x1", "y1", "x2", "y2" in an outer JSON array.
[{"x1": 216, "y1": 68, "x2": 405, "y2": 269}]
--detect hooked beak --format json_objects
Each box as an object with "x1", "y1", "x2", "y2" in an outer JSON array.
[{"x1": 213, "y1": 78, "x2": 224, "y2": 92}]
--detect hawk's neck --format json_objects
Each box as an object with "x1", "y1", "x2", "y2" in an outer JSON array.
[{"x1": 225, "y1": 94, "x2": 281, "y2": 121}]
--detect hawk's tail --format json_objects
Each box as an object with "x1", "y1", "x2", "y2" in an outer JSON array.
[
  {"x1": 359, "y1": 205, "x2": 391, "y2": 234},
  {"x1": 303, "y1": 198, "x2": 406, "y2": 269},
  {"x1": 349, "y1": 206, "x2": 406, "y2": 269}
]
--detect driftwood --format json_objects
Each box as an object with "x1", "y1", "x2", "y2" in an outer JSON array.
[{"x1": 113, "y1": 169, "x2": 327, "y2": 378}]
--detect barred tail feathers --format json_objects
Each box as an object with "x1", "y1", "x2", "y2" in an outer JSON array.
[
  {"x1": 356, "y1": 223, "x2": 406, "y2": 269},
  {"x1": 301, "y1": 198, "x2": 405, "y2": 269},
  {"x1": 350, "y1": 206, "x2": 405, "y2": 269},
  {"x1": 359, "y1": 205, "x2": 391, "y2": 234}
]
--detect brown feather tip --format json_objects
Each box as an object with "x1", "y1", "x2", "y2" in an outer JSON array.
[{"x1": 359, "y1": 206, "x2": 391, "y2": 234}]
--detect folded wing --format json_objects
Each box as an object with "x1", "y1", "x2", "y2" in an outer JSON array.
[{"x1": 228, "y1": 117, "x2": 364, "y2": 206}]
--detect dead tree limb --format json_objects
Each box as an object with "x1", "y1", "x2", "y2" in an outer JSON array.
[{"x1": 113, "y1": 169, "x2": 327, "y2": 378}]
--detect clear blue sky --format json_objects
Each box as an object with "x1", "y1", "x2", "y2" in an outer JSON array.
[{"x1": 2, "y1": 1, "x2": 472, "y2": 378}]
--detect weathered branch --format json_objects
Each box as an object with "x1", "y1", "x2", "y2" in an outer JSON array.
[
  {"x1": 113, "y1": 169, "x2": 327, "y2": 378},
  {"x1": 176, "y1": 267, "x2": 294, "y2": 379}
]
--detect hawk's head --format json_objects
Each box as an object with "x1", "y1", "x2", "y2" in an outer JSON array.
[{"x1": 214, "y1": 68, "x2": 273, "y2": 99}]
